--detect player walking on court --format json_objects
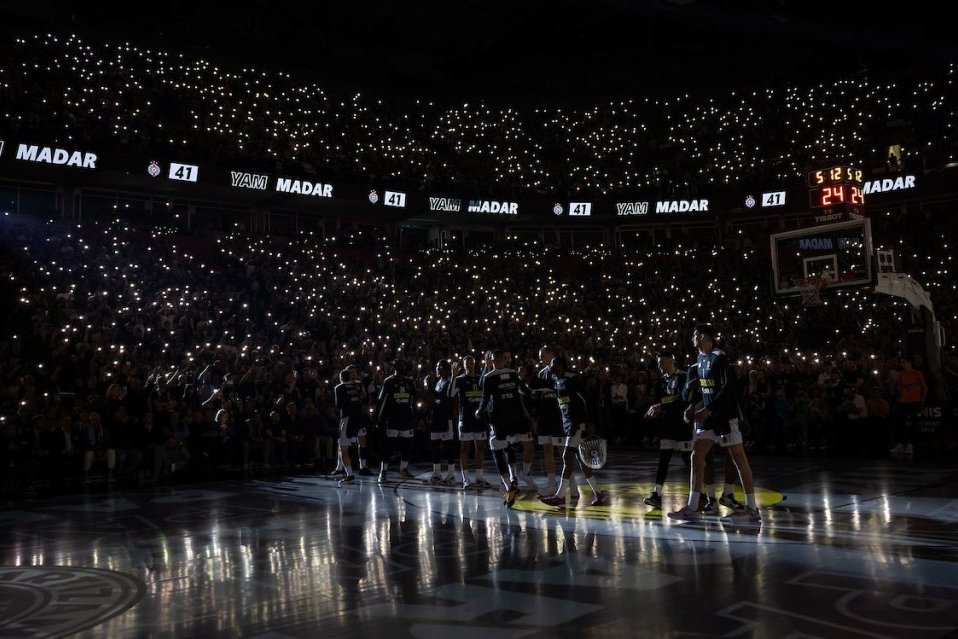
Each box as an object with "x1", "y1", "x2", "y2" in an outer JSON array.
[
  {"x1": 334, "y1": 366, "x2": 370, "y2": 484},
  {"x1": 539, "y1": 356, "x2": 607, "y2": 508},
  {"x1": 643, "y1": 352, "x2": 691, "y2": 509},
  {"x1": 668, "y1": 324, "x2": 760, "y2": 522},
  {"x1": 476, "y1": 350, "x2": 536, "y2": 507}
]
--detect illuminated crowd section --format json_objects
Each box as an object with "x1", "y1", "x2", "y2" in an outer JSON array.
[
  {"x1": 0, "y1": 29, "x2": 956, "y2": 494},
  {"x1": 0, "y1": 206, "x2": 954, "y2": 487},
  {"x1": 0, "y1": 32, "x2": 956, "y2": 198}
]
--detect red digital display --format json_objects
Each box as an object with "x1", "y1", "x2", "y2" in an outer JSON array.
[{"x1": 809, "y1": 184, "x2": 865, "y2": 208}]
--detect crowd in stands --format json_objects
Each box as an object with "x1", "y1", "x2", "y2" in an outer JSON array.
[
  {"x1": 0, "y1": 30, "x2": 957, "y2": 499},
  {"x1": 0, "y1": 32, "x2": 956, "y2": 197},
  {"x1": 0, "y1": 207, "x2": 955, "y2": 497}
]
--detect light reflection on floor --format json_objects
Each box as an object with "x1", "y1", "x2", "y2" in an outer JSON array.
[{"x1": 0, "y1": 454, "x2": 956, "y2": 638}]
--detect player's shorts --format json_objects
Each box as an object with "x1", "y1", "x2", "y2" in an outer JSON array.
[
  {"x1": 458, "y1": 418, "x2": 487, "y2": 441},
  {"x1": 459, "y1": 428, "x2": 487, "y2": 442},
  {"x1": 339, "y1": 427, "x2": 367, "y2": 445},
  {"x1": 693, "y1": 418, "x2": 743, "y2": 447},
  {"x1": 385, "y1": 427, "x2": 415, "y2": 439},
  {"x1": 538, "y1": 435, "x2": 565, "y2": 446},
  {"x1": 488, "y1": 427, "x2": 533, "y2": 450},
  {"x1": 536, "y1": 417, "x2": 564, "y2": 438},
  {"x1": 659, "y1": 438, "x2": 692, "y2": 452},
  {"x1": 487, "y1": 417, "x2": 531, "y2": 447},
  {"x1": 561, "y1": 424, "x2": 587, "y2": 449},
  {"x1": 430, "y1": 421, "x2": 455, "y2": 441}
]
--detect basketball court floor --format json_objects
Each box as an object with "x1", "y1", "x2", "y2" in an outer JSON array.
[{"x1": 1, "y1": 451, "x2": 956, "y2": 638}]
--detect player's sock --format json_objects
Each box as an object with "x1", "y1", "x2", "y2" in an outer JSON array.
[
  {"x1": 745, "y1": 493, "x2": 757, "y2": 508},
  {"x1": 654, "y1": 483, "x2": 663, "y2": 495},
  {"x1": 723, "y1": 483, "x2": 735, "y2": 498},
  {"x1": 554, "y1": 477, "x2": 565, "y2": 497},
  {"x1": 687, "y1": 490, "x2": 701, "y2": 510}
]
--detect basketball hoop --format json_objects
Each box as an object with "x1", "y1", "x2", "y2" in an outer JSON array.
[{"x1": 794, "y1": 276, "x2": 828, "y2": 306}]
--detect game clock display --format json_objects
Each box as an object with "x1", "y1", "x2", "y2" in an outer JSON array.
[
  {"x1": 807, "y1": 165, "x2": 865, "y2": 209},
  {"x1": 809, "y1": 184, "x2": 866, "y2": 208},
  {"x1": 808, "y1": 166, "x2": 864, "y2": 187}
]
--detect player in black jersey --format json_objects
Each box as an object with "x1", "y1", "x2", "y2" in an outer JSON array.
[
  {"x1": 476, "y1": 349, "x2": 536, "y2": 507},
  {"x1": 642, "y1": 352, "x2": 691, "y2": 509},
  {"x1": 449, "y1": 355, "x2": 489, "y2": 488},
  {"x1": 333, "y1": 366, "x2": 370, "y2": 484},
  {"x1": 531, "y1": 345, "x2": 563, "y2": 497},
  {"x1": 539, "y1": 356, "x2": 607, "y2": 507},
  {"x1": 669, "y1": 324, "x2": 760, "y2": 522},
  {"x1": 376, "y1": 360, "x2": 417, "y2": 483},
  {"x1": 668, "y1": 362, "x2": 738, "y2": 514},
  {"x1": 426, "y1": 360, "x2": 458, "y2": 483}
]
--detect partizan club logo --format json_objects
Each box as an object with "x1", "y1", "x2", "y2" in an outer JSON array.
[
  {"x1": 369, "y1": 189, "x2": 379, "y2": 204},
  {"x1": 0, "y1": 566, "x2": 144, "y2": 637},
  {"x1": 147, "y1": 161, "x2": 161, "y2": 177},
  {"x1": 553, "y1": 203, "x2": 564, "y2": 216}
]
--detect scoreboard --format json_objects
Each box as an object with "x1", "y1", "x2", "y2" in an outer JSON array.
[{"x1": 807, "y1": 165, "x2": 866, "y2": 212}]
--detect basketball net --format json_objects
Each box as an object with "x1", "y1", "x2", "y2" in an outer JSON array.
[{"x1": 795, "y1": 276, "x2": 828, "y2": 306}]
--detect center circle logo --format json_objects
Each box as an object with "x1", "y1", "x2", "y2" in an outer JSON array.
[{"x1": 0, "y1": 566, "x2": 144, "y2": 638}]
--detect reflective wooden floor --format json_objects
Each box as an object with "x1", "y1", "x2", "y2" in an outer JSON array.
[{"x1": 1, "y1": 451, "x2": 957, "y2": 638}]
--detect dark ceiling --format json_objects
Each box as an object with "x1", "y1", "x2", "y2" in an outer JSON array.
[{"x1": 3, "y1": 1, "x2": 957, "y2": 105}]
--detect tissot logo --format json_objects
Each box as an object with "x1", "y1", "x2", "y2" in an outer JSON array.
[
  {"x1": 467, "y1": 200, "x2": 518, "y2": 214},
  {"x1": 230, "y1": 171, "x2": 269, "y2": 190},
  {"x1": 655, "y1": 199, "x2": 709, "y2": 213},
  {"x1": 814, "y1": 212, "x2": 844, "y2": 223},
  {"x1": 616, "y1": 201, "x2": 649, "y2": 215},
  {"x1": 429, "y1": 197, "x2": 461, "y2": 212},
  {"x1": 863, "y1": 175, "x2": 916, "y2": 194},
  {"x1": 15, "y1": 143, "x2": 97, "y2": 169},
  {"x1": 276, "y1": 178, "x2": 333, "y2": 197}
]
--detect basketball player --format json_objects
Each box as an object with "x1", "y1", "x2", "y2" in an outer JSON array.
[
  {"x1": 449, "y1": 355, "x2": 490, "y2": 488},
  {"x1": 475, "y1": 349, "x2": 536, "y2": 507},
  {"x1": 334, "y1": 366, "x2": 370, "y2": 484},
  {"x1": 376, "y1": 360, "x2": 417, "y2": 482},
  {"x1": 426, "y1": 360, "x2": 458, "y2": 483},
  {"x1": 642, "y1": 352, "x2": 691, "y2": 509},
  {"x1": 539, "y1": 356, "x2": 607, "y2": 508},
  {"x1": 532, "y1": 345, "x2": 563, "y2": 496},
  {"x1": 668, "y1": 324, "x2": 760, "y2": 521}
]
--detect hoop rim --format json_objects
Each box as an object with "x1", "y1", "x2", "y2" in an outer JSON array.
[{"x1": 793, "y1": 275, "x2": 830, "y2": 290}]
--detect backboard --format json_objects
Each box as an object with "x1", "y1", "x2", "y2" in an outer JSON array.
[{"x1": 770, "y1": 217, "x2": 874, "y2": 296}]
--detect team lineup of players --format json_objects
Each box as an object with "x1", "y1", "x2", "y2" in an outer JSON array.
[{"x1": 331, "y1": 322, "x2": 760, "y2": 520}]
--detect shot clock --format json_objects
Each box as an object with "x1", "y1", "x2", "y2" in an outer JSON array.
[{"x1": 808, "y1": 165, "x2": 865, "y2": 210}]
